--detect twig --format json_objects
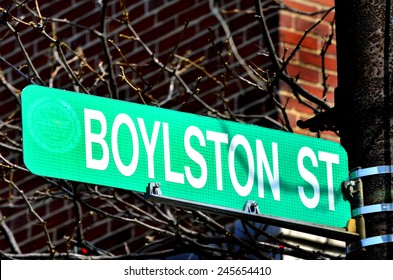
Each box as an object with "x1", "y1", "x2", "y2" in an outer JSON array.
[
  {"x1": 194, "y1": 211, "x2": 270, "y2": 259},
  {"x1": 280, "y1": 7, "x2": 334, "y2": 71},
  {"x1": 254, "y1": 0, "x2": 330, "y2": 111},
  {"x1": 54, "y1": 40, "x2": 89, "y2": 94},
  {"x1": 0, "y1": 57, "x2": 34, "y2": 87},
  {"x1": 321, "y1": 18, "x2": 335, "y2": 98},
  {"x1": 3, "y1": 176, "x2": 55, "y2": 258},
  {"x1": 99, "y1": 0, "x2": 118, "y2": 99},
  {"x1": 0, "y1": 211, "x2": 22, "y2": 254},
  {"x1": 273, "y1": 0, "x2": 334, "y2": 16},
  {"x1": 5, "y1": 21, "x2": 45, "y2": 85},
  {"x1": 118, "y1": 65, "x2": 146, "y2": 104},
  {"x1": 209, "y1": 0, "x2": 268, "y2": 91},
  {"x1": 119, "y1": 1, "x2": 231, "y2": 119}
]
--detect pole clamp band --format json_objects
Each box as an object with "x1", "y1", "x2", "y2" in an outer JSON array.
[
  {"x1": 352, "y1": 203, "x2": 393, "y2": 217},
  {"x1": 346, "y1": 234, "x2": 393, "y2": 254},
  {"x1": 349, "y1": 165, "x2": 393, "y2": 180}
]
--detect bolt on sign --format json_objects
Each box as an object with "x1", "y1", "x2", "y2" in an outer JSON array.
[{"x1": 22, "y1": 85, "x2": 351, "y2": 228}]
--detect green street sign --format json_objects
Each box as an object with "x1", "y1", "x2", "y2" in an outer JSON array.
[{"x1": 22, "y1": 85, "x2": 351, "y2": 228}]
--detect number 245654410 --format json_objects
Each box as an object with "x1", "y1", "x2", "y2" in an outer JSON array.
[{"x1": 217, "y1": 266, "x2": 271, "y2": 276}]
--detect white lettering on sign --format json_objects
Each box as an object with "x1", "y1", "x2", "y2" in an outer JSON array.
[
  {"x1": 256, "y1": 140, "x2": 280, "y2": 201},
  {"x1": 163, "y1": 122, "x2": 184, "y2": 184},
  {"x1": 298, "y1": 147, "x2": 320, "y2": 209},
  {"x1": 112, "y1": 113, "x2": 139, "y2": 176},
  {"x1": 184, "y1": 126, "x2": 207, "y2": 189},
  {"x1": 84, "y1": 109, "x2": 109, "y2": 170},
  {"x1": 137, "y1": 118, "x2": 160, "y2": 179},
  {"x1": 228, "y1": 134, "x2": 254, "y2": 197},
  {"x1": 206, "y1": 130, "x2": 228, "y2": 191},
  {"x1": 318, "y1": 151, "x2": 339, "y2": 210},
  {"x1": 84, "y1": 109, "x2": 340, "y2": 211},
  {"x1": 297, "y1": 147, "x2": 339, "y2": 210}
]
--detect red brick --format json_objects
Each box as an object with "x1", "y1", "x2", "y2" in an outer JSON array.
[
  {"x1": 139, "y1": 18, "x2": 176, "y2": 43},
  {"x1": 287, "y1": 64, "x2": 320, "y2": 83},
  {"x1": 283, "y1": 0, "x2": 319, "y2": 13},
  {"x1": 322, "y1": 55, "x2": 337, "y2": 72},
  {"x1": 148, "y1": 0, "x2": 165, "y2": 11},
  {"x1": 321, "y1": 9, "x2": 335, "y2": 23},
  {"x1": 238, "y1": 0, "x2": 255, "y2": 10},
  {"x1": 237, "y1": 41, "x2": 263, "y2": 58},
  {"x1": 238, "y1": 88, "x2": 264, "y2": 109},
  {"x1": 197, "y1": 14, "x2": 218, "y2": 31},
  {"x1": 312, "y1": 0, "x2": 334, "y2": 6},
  {"x1": 290, "y1": 99, "x2": 315, "y2": 115},
  {"x1": 83, "y1": 222, "x2": 110, "y2": 240},
  {"x1": 279, "y1": 29, "x2": 319, "y2": 50},
  {"x1": 40, "y1": 0, "x2": 74, "y2": 17},
  {"x1": 65, "y1": 2, "x2": 96, "y2": 20},
  {"x1": 133, "y1": 15, "x2": 155, "y2": 34},
  {"x1": 323, "y1": 42, "x2": 337, "y2": 55},
  {"x1": 157, "y1": 1, "x2": 197, "y2": 22},
  {"x1": 178, "y1": 2, "x2": 210, "y2": 25},
  {"x1": 157, "y1": 25, "x2": 196, "y2": 52},
  {"x1": 323, "y1": 73, "x2": 338, "y2": 89},
  {"x1": 74, "y1": 12, "x2": 100, "y2": 29},
  {"x1": 227, "y1": 13, "x2": 255, "y2": 32},
  {"x1": 295, "y1": 17, "x2": 331, "y2": 37},
  {"x1": 301, "y1": 83, "x2": 324, "y2": 98},
  {"x1": 299, "y1": 50, "x2": 322, "y2": 67},
  {"x1": 280, "y1": 13, "x2": 294, "y2": 29}
]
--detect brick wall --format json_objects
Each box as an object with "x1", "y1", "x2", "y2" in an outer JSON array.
[
  {"x1": 0, "y1": 0, "x2": 337, "y2": 256},
  {"x1": 278, "y1": 0, "x2": 336, "y2": 139}
]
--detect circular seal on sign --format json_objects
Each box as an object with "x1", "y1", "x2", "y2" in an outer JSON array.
[{"x1": 27, "y1": 97, "x2": 81, "y2": 153}]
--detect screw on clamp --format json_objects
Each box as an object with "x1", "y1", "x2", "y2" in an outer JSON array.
[
  {"x1": 145, "y1": 182, "x2": 162, "y2": 199},
  {"x1": 342, "y1": 179, "x2": 363, "y2": 205},
  {"x1": 243, "y1": 201, "x2": 260, "y2": 215},
  {"x1": 342, "y1": 178, "x2": 366, "y2": 240}
]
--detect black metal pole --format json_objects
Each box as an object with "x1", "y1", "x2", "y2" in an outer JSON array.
[{"x1": 335, "y1": 0, "x2": 393, "y2": 259}]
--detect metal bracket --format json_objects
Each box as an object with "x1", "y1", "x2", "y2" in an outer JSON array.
[
  {"x1": 243, "y1": 201, "x2": 259, "y2": 215},
  {"x1": 143, "y1": 183, "x2": 359, "y2": 242},
  {"x1": 342, "y1": 178, "x2": 363, "y2": 205},
  {"x1": 349, "y1": 165, "x2": 393, "y2": 180},
  {"x1": 346, "y1": 234, "x2": 393, "y2": 254},
  {"x1": 352, "y1": 203, "x2": 393, "y2": 217},
  {"x1": 342, "y1": 178, "x2": 366, "y2": 239},
  {"x1": 145, "y1": 182, "x2": 162, "y2": 198},
  {"x1": 344, "y1": 166, "x2": 393, "y2": 254}
]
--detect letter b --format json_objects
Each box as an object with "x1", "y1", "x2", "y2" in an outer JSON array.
[{"x1": 84, "y1": 109, "x2": 109, "y2": 170}]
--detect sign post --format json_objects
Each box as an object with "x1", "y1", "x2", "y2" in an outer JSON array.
[{"x1": 22, "y1": 85, "x2": 351, "y2": 232}]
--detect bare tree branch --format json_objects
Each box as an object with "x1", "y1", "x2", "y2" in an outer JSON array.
[{"x1": 255, "y1": 0, "x2": 330, "y2": 111}]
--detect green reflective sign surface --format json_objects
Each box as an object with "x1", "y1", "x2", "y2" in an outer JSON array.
[{"x1": 22, "y1": 85, "x2": 350, "y2": 227}]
